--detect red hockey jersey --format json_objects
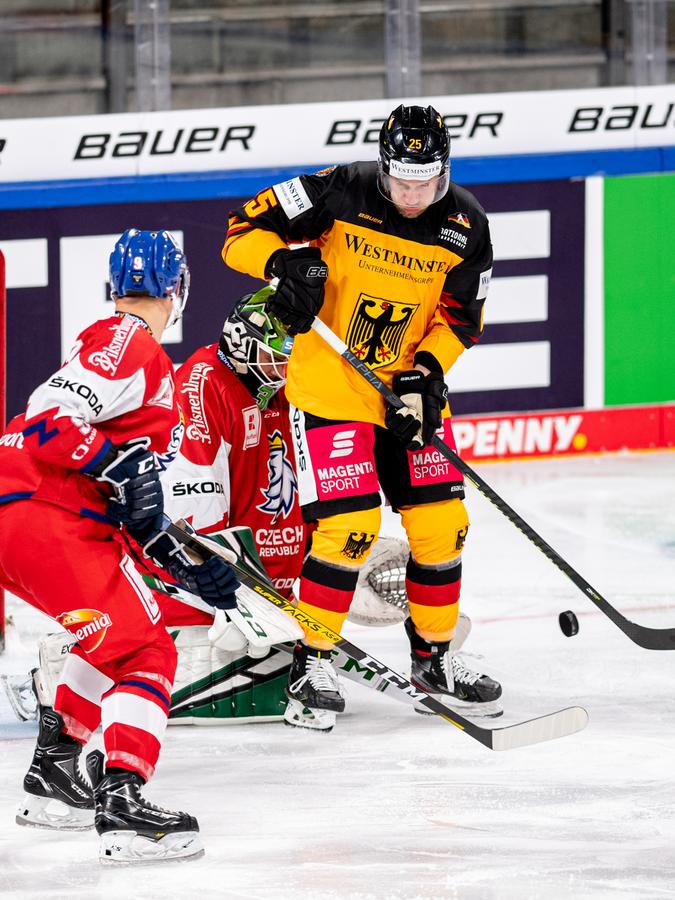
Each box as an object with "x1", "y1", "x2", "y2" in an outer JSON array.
[
  {"x1": 0, "y1": 314, "x2": 183, "y2": 520},
  {"x1": 162, "y1": 345, "x2": 307, "y2": 595}
]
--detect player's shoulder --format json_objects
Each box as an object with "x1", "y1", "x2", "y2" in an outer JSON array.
[
  {"x1": 302, "y1": 161, "x2": 372, "y2": 195},
  {"x1": 327, "y1": 160, "x2": 378, "y2": 194},
  {"x1": 78, "y1": 315, "x2": 166, "y2": 380},
  {"x1": 442, "y1": 182, "x2": 489, "y2": 226},
  {"x1": 176, "y1": 343, "x2": 219, "y2": 383},
  {"x1": 177, "y1": 346, "x2": 251, "y2": 410}
]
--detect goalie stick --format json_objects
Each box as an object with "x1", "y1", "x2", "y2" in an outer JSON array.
[
  {"x1": 310, "y1": 317, "x2": 675, "y2": 652},
  {"x1": 162, "y1": 521, "x2": 588, "y2": 751}
]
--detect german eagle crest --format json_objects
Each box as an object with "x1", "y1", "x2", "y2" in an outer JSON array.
[{"x1": 346, "y1": 294, "x2": 416, "y2": 370}]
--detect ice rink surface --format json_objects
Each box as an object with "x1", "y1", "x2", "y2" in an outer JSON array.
[{"x1": 1, "y1": 450, "x2": 675, "y2": 900}]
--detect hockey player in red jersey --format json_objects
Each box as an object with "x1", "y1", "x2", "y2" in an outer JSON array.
[
  {"x1": 161, "y1": 285, "x2": 307, "y2": 617},
  {"x1": 223, "y1": 105, "x2": 501, "y2": 731},
  {"x1": 0, "y1": 229, "x2": 238, "y2": 863}
]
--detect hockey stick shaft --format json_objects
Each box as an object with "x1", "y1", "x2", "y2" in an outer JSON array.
[
  {"x1": 143, "y1": 572, "x2": 452, "y2": 711},
  {"x1": 163, "y1": 521, "x2": 587, "y2": 751},
  {"x1": 310, "y1": 317, "x2": 675, "y2": 651}
]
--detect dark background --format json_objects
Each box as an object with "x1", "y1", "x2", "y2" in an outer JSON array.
[{"x1": 0, "y1": 178, "x2": 584, "y2": 421}]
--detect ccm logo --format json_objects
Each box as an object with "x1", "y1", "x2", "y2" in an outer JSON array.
[
  {"x1": 329, "y1": 429, "x2": 356, "y2": 459},
  {"x1": 306, "y1": 265, "x2": 328, "y2": 278}
]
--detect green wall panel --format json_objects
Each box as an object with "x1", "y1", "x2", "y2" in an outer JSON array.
[{"x1": 604, "y1": 173, "x2": 675, "y2": 405}]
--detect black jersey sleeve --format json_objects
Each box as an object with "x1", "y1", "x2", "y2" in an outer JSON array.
[
  {"x1": 222, "y1": 165, "x2": 353, "y2": 278},
  {"x1": 439, "y1": 210, "x2": 493, "y2": 348}
]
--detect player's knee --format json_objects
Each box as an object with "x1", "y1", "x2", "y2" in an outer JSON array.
[
  {"x1": 310, "y1": 507, "x2": 382, "y2": 568},
  {"x1": 401, "y1": 498, "x2": 469, "y2": 565},
  {"x1": 125, "y1": 629, "x2": 178, "y2": 686}
]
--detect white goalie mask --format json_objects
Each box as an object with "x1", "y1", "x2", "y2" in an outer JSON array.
[{"x1": 219, "y1": 286, "x2": 294, "y2": 401}]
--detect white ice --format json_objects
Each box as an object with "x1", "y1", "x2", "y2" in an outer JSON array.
[{"x1": 2, "y1": 451, "x2": 675, "y2": 900}]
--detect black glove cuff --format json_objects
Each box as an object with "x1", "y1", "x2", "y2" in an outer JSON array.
[
  {"x1": 86, "y1": 442, "x2": 120, "y2": 479},
  {"x1": 392, "y1": 370, "x2": 425, "y2": 397},
  {"x1": 266, "y1": 248, "x2": 289, "y2": 279},
  {"x1": 413, "y1": 351, "x2": 444, "y2": 375}
]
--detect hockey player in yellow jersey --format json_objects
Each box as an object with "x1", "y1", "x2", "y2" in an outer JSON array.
[{"x1": 223, "y1": 104, "x2": 501, "y2": 730}]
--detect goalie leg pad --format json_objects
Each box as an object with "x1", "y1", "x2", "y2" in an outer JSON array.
[
  {"x1": 169, "y1": 626, "x2": 290, "y2": 723},
  {"x1": 36, "y1": 631, "x2": 77, "y2": 708}
]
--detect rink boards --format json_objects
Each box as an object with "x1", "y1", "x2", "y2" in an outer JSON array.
[{"x1": 0, "y1": 85, "x2": 672, "y2": 425}]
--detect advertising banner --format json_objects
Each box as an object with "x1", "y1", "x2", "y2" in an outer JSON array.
[
  {"x1": 0, "y1": 85, "x2": 673, "y2": 183},
  {"x1": 604, "y1": 172, "x2": 675, "y2": 407},
  {"x1": 0, "y1": 178, "x2": 584, "y2": 421},
  {"x1": 454, "y1": 404, "x2": 674, "y2": 461}
]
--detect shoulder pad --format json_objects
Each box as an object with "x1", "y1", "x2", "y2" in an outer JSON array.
[{"x1": 79, "y1": 317, "x2": 159, "y2": 380}]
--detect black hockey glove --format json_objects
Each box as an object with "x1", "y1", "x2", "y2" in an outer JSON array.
[
  {"x1": 267, "y1": 247, "x2": 328, "y2": 335},
  {"x1": 91, "y1": 439, "x2": 164, "y2": 541},
  {"x1": 384, "y1": 370, "x2": 448, "y2": 450},
  {"x1": 177, "y1": 557, "x2": 239, "y2": 610},
  {"x1": 143, "y1": 530, "x2": 239, "y2": 610}
]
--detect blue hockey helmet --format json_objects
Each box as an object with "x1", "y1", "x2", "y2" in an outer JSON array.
[{"x1": 109, "y1": 228, "x2": 190, "y2": 327}]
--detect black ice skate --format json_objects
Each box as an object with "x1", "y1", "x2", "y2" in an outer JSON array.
[
  {"x1": 16, "y1": 706, "x2": 94, "y2": 830},
  {"x1": 405, "y1": 618, "x2": 503, "y2": 719},
  {"x1": 86, "y1": 750, "x2": 203, "y2": 864},
  {"x1": 284, "y1": 642, "x2": 345, "y2": 732}
]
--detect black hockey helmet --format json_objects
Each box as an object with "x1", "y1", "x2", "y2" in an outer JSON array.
[{"x1": 378, "y1": 105, "x2": 450, "y2": 210}]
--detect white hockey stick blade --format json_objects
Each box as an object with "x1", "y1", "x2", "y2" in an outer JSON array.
[
  {"x1": 490, "y1": 706, "x2": 589, "y2": 751},
  {"x1": 233, "y1": 584, "x2": 304, "y2": 646}
]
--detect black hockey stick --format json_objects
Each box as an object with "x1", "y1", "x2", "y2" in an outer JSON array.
[
  {"x1": 310, "y1": 317, "x2": 675, "y2": 652},
  {"x1": 143, "y1": 571, "x2": 467, "y2": 713},
  {"x1": 163, "y1": 520, "x2": 587, "y2": 751}
]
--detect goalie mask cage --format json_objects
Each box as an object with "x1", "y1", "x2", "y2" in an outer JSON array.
[{"x1": 0, "y1": 250, "x2": 4, "y2": 651}]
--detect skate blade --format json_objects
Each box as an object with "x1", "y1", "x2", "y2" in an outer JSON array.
[
  {"x1": 283, "y1": 699, "x2": 335, "y2": 732},
  {"x1": 414, "y1": 697, "x2": 503, "y2": 720},
  {"x1": 99, "y1": 830, "x2": 204, "y2": 864},
  {"x1": 16, "y1": 794, "x2": 94, "y2": 831}
]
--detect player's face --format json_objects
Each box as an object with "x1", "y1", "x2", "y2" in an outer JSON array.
[
  {"x1": 389, "y1": 175, "x2": 441, "y2": 218},
  {"x1": 257, "y1": 344, "x2": 288, "y2": 382}
]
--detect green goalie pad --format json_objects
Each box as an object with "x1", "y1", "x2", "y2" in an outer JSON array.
[
  {"x1": 144, "y1": 525, "x2": 293, "y2": 724},
  {"x1": 167, "y1": 629, "x2": 292, "y2": 725}
]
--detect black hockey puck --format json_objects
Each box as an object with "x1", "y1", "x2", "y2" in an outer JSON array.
[{"x1": 558, "y1": 610, "x2": 579, "y2": 637}]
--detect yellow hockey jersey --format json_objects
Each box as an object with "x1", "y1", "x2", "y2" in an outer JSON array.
[{"x1": 223, "y1": 162, "x2": 493, "y2": 425}]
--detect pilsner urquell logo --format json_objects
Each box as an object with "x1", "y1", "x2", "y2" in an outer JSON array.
[{"x1": 56, "y1": 609, "x2": 113, "y2": 652}]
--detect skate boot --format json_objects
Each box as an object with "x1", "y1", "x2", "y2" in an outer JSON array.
[
  {"x1": 405, "y1": 618, "x2": 502, "y2": 719},
  {"x1": 284, "y1": 642, "x2": 345, "y2": 732},
  {"x1": 86, "y1": 750, "x2": 203, "y2": 864},
  {"x1": 16, "y1": 706, "x2": 94, "y2": 830}
]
